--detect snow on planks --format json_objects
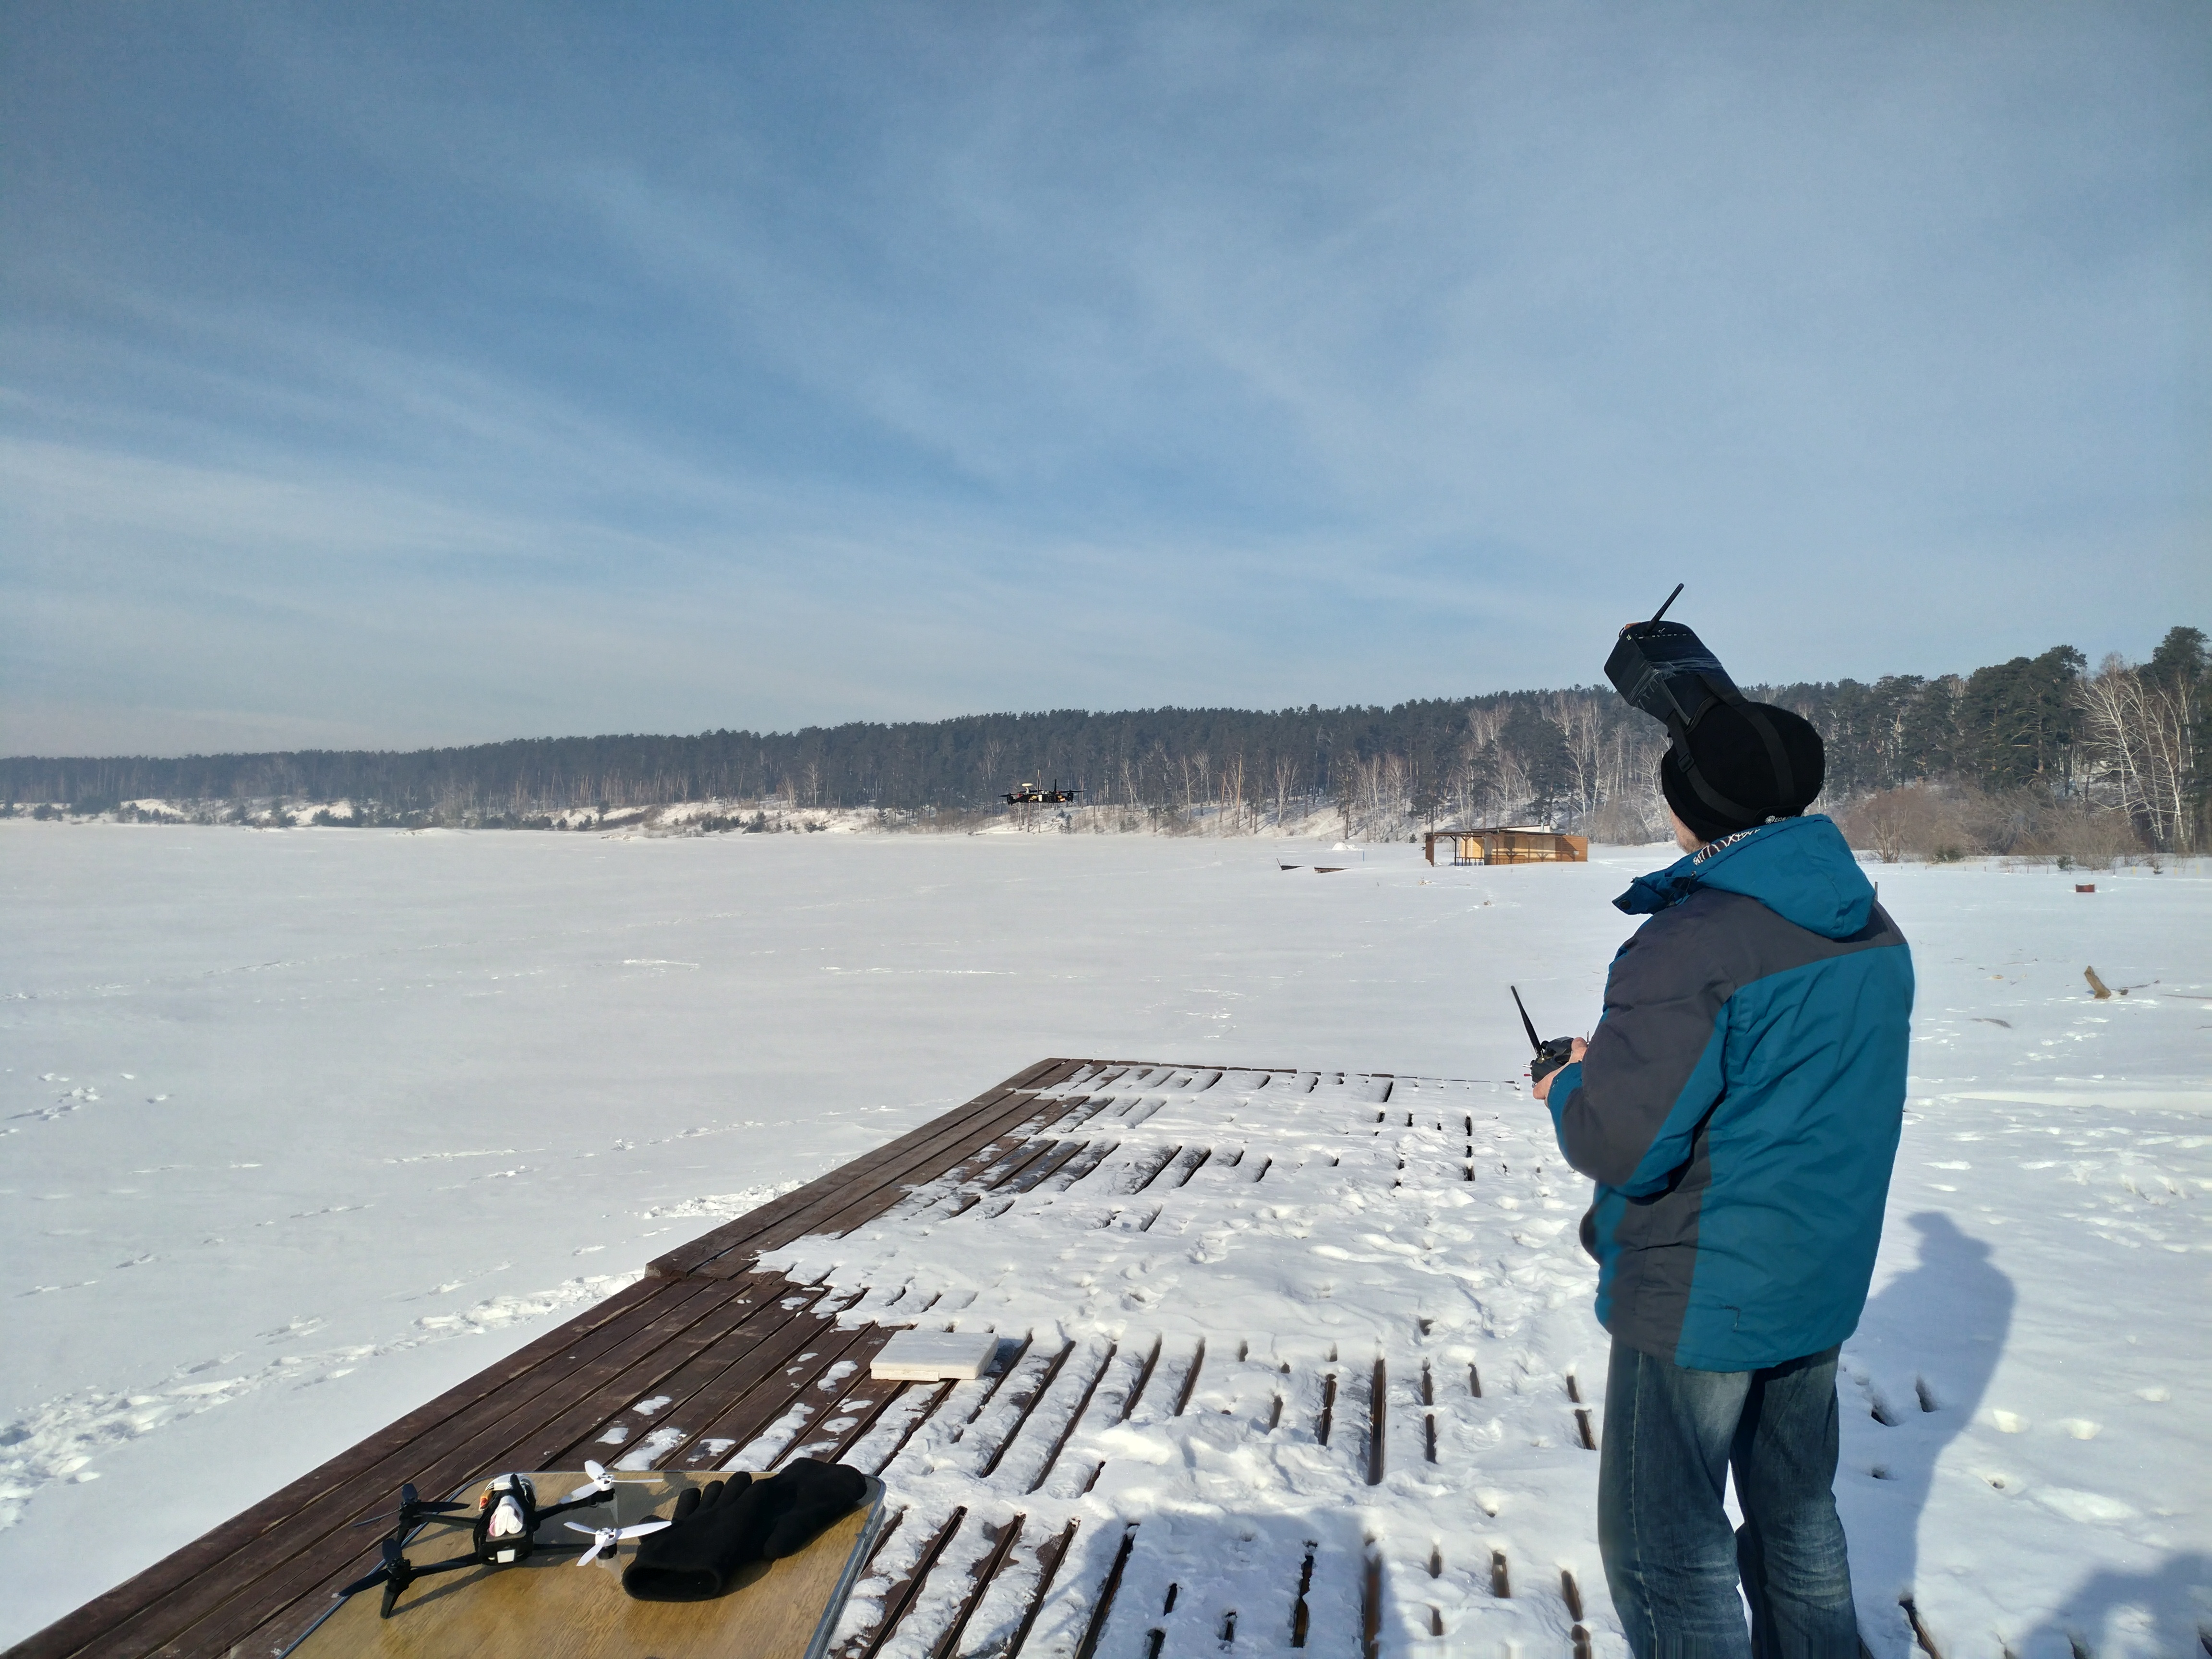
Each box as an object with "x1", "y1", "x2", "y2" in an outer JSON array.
[
  {"x1": 762, "y1": 1062, "x2": 1613, "y2": 1659},
  {"x1": 7, "y1": 1058, "x2": 1612, "y2": 1659}
]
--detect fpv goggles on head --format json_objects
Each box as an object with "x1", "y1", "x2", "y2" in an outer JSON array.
[{"x1": 1604, "y1": 584, "x2": 1796, "y2": 826}]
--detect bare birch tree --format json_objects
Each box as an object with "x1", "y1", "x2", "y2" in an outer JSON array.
[{"x1": 2077, "y1": 655, "x2": 2200, "y2": 851}]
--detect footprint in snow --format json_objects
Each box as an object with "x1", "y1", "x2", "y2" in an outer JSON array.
[{"x1": 2032, "y1": 1486, "x2": 2138, "y2": 1524}]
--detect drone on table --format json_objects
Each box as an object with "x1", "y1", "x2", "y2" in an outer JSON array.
[{"x1": 337, "y1": 1461, "x2": 668, "y2": 1619}]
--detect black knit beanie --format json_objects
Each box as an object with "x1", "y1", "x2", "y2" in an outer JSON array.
[{"x1": 1659, "y1": 700, "x2": 1826, "y2": 844}]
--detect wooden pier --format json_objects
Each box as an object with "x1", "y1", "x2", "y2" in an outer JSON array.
[{"x1": 10, "y1": 1058, "x2": 1608, "y2": 1659}]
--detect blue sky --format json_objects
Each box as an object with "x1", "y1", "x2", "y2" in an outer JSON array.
[{"x1": 3, "y1": 2, "x2": 2206, "y2": 755}]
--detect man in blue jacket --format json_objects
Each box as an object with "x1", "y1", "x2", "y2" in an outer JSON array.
[{"x1": 1534, "y1": 696, "x2": 1913, "y2": 1659}]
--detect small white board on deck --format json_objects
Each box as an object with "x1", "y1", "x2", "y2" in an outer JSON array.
[{"x1": 870, "y1": 1329, "x2": 999, "y2": 1382}]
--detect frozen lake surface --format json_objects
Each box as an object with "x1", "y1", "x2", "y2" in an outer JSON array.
[{"x1": 2, "y1": 822, "x2": 2206, "y2": 1653}]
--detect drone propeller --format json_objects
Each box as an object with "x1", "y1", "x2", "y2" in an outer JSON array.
[
  {"x1": 350, "y1": 1481, "x2": 468, "y2": 1528},
  {"x1": 563, "y1": 1459, "x2": 615, "y2": 1504},
  {"x1": 337, "y1": 1539, "x2": 405, "y2": 1599},
  {"x1": 334, "y1": 1537, "x2": 424, "y2": 1619},
  {"x1": 336, "y1": 1530, "x2": 488, "y2": 1618},
  {"x1": 564, "y1": 1518, "x2": 669, "y2": 1564}
]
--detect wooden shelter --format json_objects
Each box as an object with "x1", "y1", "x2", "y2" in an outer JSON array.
[{"x1": 1421, "y1": 827, "x2": 1589, "y2": 867}]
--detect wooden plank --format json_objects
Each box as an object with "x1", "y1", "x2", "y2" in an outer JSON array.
[
  {"x1": 649, "y1": 1090, "x2": 1022, "y2": 1278},
  {"x1": 973, "y1": 1517, "x2": 1078, "y2": 1659},
  {"x1": 923, "y1": 1119, "x2": 1086, "y2": 1203},
  {"x1": 649, "y1": 1058, "x2": 1083, "y2": 1278},
  {"x1": 523, "y1": 1284, "x2": 852, "y2": 1472},
  {"x1": 1069, "y1": 1525, "x2": 1138, "y2": 1659},
  {"x1": 750, "y1": 1331, "x2": 905, "y2": 1473},
  {"x1": 980, "y1": 1130, "x2": 1094, "y2": 1190},
  {"x1": 679, "y1": 1086, "x2": 1066, "y2": 1277},
  {"x1": 971, "y1": 1344, "x2": 1077, "y2": 1480},
  {"x1": 997, "y1": 1138, "x2": 1090, "y2": 1196},
  {"x1": 735, "y1": 1088, "x2": 1081, "y2": 1263},
  {"x1": 117, "y1": 1279, "x2": 759, "y2": 1659},
  {"x1": 649, "y1": 1304, "x2": 870, "y2": 1471},
  {"x1": 453, "y1": 1278, "x2": 814, "y2": 1476},
  {"x1": 1081, "y1": 1060, "x2": 1298, "y2": 1078},
  {"x1": 924, "y1": 1515, "x2": 1022, "y2": 1659},
  {"x1": 942, "y1": 1139, "x2": 1068, "y2": 1219},
  {"x1": 842, "y1": 1380, "x2": 954, "y2": 1479},
  {"x1": 667, "y1": 1323, "x2": 893, "y2": 1475},
  {"x1": 782, "y1": 1375, "x2": 907, "y2": 1470},
  {"x1": 4, "y1": 1275, "x2": 672, "y2": 1659},
  {"x1": 541, "y1": 1290, "x2": 847, "y2": 1473},
  {"x1": 217, "y1": 1283, "x2": 819, "y2": 1655},
  {"x1": 182, "y1": 1370, "x2": 750, "y2": 1657},
  {"x1": 1054, "y1": 1064, "x2": 1127, "y2": 1093},
  {"x1": 841, "y1": 1506, "x2": 968, "y2": 1659},
  {"x1": 1042, "y1": 1140, "x2": 1119, "y2": 1193},
  {"x1": 822, "y1": 1087, "x2": 1089, "y2": 1210},
  {"x1": 501, "y1": 1288, "x2": 834, "y2": 1476},
  {"x1": 680, "y1": 1320, "x2": 886, "y2": 1473},
  {"x1": 962, "y1": 1138, "x2": 1069, "y2": 1200},
  {"x1": 1018, "y1": 1342, "x2": 1116, "y2": 1497},
  {"x1": 1119, "y1": 1144, "x2": 1184, "y2": 1196},
  {"x1": 1041, "y1": 1094, "x2": 1115, "y2": 1133}
]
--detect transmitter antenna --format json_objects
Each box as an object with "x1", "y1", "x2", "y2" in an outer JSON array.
[{"x1": 1510, "y1": 985, "x2": 1543, "y2": 1055}]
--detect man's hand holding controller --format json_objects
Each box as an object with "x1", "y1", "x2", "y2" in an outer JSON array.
[{"x1": 1532, "y1": 1037, "x2": 1587, "y2": 1101}]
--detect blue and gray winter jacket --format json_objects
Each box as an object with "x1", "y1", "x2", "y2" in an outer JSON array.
[{"x1": 1544, "y1": 814, "x2": 1913, "y2": 1371}]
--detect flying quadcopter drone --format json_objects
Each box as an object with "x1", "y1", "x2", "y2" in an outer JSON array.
[
  {"x1": 337, "y1": 1461, "x2": 666, "y2": 1620},
  {"x1": 1002, "y1": 780, "x2": 1079, "y2": 805}
]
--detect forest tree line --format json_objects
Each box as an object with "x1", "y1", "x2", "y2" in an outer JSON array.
[{"x1": 4, "y1": 625, "x2": 2205, "y2": 856}]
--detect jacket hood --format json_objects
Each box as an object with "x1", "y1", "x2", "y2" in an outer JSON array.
[{"x1": 1614, "y1": 814, "x2": 1875, "y2": 938}]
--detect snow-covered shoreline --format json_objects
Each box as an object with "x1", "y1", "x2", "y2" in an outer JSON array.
[{"x1": 2, "y1": 824, "x2": 2204, "y2": 1653}]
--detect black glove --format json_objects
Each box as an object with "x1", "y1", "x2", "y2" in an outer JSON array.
[
  {"x1": 758, "y1": 1457, "x2": 868, "y2": 1560},
  {"x1": 623, "y1": 1473, "x2": 762, "y2": 1602},
  {"x1": 621, "y1": 1461, "x2": 868, "y2": 1602}
]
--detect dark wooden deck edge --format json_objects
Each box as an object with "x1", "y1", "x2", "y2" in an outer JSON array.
[
  {"x1": 646, "y1": 1055, "x2": 1087, "y2": 1278},
  {"x1": 3, "y1": 1056, "x2": 1097, "y2": 1659},
  {"x1": 2, "y1": 1274, "x2": 670, "y2": 1659}
]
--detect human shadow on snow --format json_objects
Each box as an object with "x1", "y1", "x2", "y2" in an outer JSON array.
[
  {"x1": 2011, "y1": 1552, "x2": 2212, "y2": 1659},
  {"x1": 1839, "y1": 1212, "x2": 2015, "y2": 1656}
]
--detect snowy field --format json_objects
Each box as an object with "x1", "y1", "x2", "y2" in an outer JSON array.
[{"x1": 1, "y1": 822, "x2": 2206, "y2": 1653}]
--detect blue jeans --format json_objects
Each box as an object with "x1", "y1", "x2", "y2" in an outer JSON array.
[{"x1": 1598, "y1": 1340, "x2": 1860, "y2": 1659}]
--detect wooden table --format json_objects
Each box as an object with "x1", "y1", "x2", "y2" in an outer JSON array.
[{"x1": 285, "y1": 1470, "x2": 885, "y2": 1659}]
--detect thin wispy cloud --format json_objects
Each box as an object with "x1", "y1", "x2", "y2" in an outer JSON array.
[{"x1": 3, "y1": 1, "x2": 2206, "y2": 753}]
